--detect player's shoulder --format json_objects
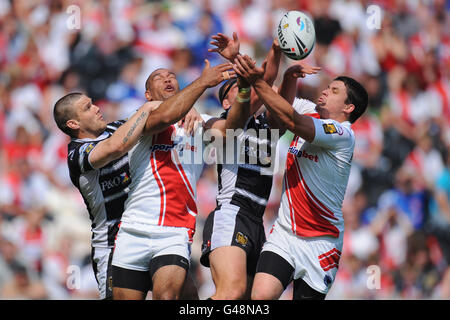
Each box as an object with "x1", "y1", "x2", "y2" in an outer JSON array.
[
  {"x1": 292, "y1": 97, "x2": 317, "y2": 115},
  {"x1": 106, "y1": 119, "x2": 126, "y2": 132},
  {"x1": 67, "y1": 131, "x2": 110, "y2": 164},
  {"x1": 319, "y1": 119, "x2": 354, "y2": 139}
]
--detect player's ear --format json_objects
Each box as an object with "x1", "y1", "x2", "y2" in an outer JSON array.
[
  {"x1": 223, "y1": 98, "x2": 231, "y2": 110},
  {"x1": 66, "y1": 119, "x2": 80, "y2": 130},
  {"x1": 145, "y1": 90, "x2": 152, "y2": 101},
  {"x1": 344, "y1": 103, "x2": 355, "y2": 115}
]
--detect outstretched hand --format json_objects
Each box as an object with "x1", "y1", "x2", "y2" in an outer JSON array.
[
  {"x1": 201, "y1": 59, "x2": 236, "y2": 88},
  {"x1": 178, "y1": 108, "x2": 203, "y2": 136},
  {"x1": 209, "y1": 32, "x2": 240, "y2": 62},
  {"x1": 284, "y1": 62, "x2": 321, "y2": 79},
  {"x1": 232, "y1": 54, "x2": 264, "y2": 85}
]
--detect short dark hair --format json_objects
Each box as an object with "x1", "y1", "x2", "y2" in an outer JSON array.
[
  {"x1": 53, "y1": 92, "x2": 83, "y2": 137},
  {"x1": 218, "y1": 79, "x2": 237, "y2": 105},
  {"x1": 334, "y1": 76, "x2": 368, "y2": 123}
]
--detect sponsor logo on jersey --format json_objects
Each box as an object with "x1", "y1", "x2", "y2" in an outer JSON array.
[
  {"x1": 80, "y1": 143, "x2": 95, "y2": 155},
  {"x1": 151, "y1": 139, "x2": 197, "y2": 154},
  {"x1": 100, "y1": 172, "x2": 130, "y2": 191},
  {"x1": 288, "y1": 146, "x2": 319, "y2": 162},
  {"x1": 85, "y1": 143, "x2": 94, "y2": 154},
  {"x1": 151, "y1": 143, "x2": 175, "y2": 152},
  {"x1": 121, "y1": 172, "x2": 130, "y2": 184},
  {"x1": 323, "y1": 123, "x2": 338, "y2": 134},
  {"x1": 235, "y1": 232, "x2": 248, "y2": 246}
]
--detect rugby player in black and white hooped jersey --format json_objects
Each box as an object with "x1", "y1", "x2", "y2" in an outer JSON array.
[
  {"x1": 53, "y1": 94, "x2": 158, "y2": 299},
  {"x1": 199, "y1": 33, "x2": 321, "y2": 300},
  {"x1": 52, "y1": 60, "x2": 226, "y2": 299}
]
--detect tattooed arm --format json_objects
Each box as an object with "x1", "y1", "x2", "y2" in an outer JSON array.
[{"x1": 89, "y1": 101, "x2": 161, "y2": 169}]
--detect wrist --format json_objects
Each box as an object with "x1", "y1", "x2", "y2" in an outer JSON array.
[
  {"x1": 252, "y1": 78, "x2": 265, "y2": 87},
  {"x1": 236, "y1": 87, "x2": 251, "y2": 103},
  {"x1": 283, "y1": 73, "x2": 298, "y2": 83},
  {"x1": 236, "y1": 94, "x2": 251, "y2": 103},
  {"x1": 197, "y1": 76, "x2": 211, "y2": 89},
  {"x1": 229, "y1": 53, "x2": 239, "y2": 62},
  {"x1": 238, "y1": 87, "x2": 251, "y2": 94},
  {"x1": 272, "y1": 39, "x2": 281, "y2": 52}
]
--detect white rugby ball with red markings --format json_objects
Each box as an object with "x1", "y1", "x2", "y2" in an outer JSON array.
[{"x1": 277, "y1": 11, "x2": 316, "y2": 60}]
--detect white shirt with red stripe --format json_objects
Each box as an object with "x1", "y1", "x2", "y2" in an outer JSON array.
[
  {"x1": 277, "y1": 98, "x2": 355, "y2": 239},
  {"x1": 121, "y1": 114, "x2": 211, "y2": 241}
]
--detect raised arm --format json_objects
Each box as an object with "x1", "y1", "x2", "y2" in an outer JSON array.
[
  {"x1": 248, "y1": 38, "x2": 283, "y2": 115},
  {"x1": 89, "y1": 101, "x2": 161, "y2": 169},
  {"x1": 205, "y1": 76, "x2": 252, "y2": 136},
  {"x1": 144, "y1": 60, "x2": 235, "y2": 135},
  {"x1": 233, "y1": 54, "x2": 316, "y2": 142},
  {"x1": 279, "y1": 63, "x2": 321, "y2": 105},
  {"x1": 209, "y1": 33, "x2": 282, "y2": 115},
  {"x1": 225, "y1": 76, "x2": 252, "y2": 130}
]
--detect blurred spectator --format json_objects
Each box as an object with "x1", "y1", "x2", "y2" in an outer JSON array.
[
  {"x1": 105, "y1": 57, "x2": 145, "y2": 119},
  {"x1": 376, "y1": 165, "x2": 427, "y2": 231},
  {"x1": 394, "y1": 232, "x2": 441, "y2": 298},
  {"x1": 404, "y1": 131, "x2": 445, "y2": 189},
  {"x1": 352, "y1": 111, "x2": 389, "y2": 206},
  {"x1": 7, "y1": 208, "x2": 49, "y2": 276},
  {"x1": 0, "y1": 157, "x2": 50, "y2": 219},
  {"x1": 0, "y1": 260, "x2": 47, "y2": 299},
  {"x1": 428, "y1": 152, "x2": 450, "y2": 266}
]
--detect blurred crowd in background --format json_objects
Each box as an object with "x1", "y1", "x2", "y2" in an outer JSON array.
[{"x1": 0, "y1": 0, "x2": 449, "y2": 299}]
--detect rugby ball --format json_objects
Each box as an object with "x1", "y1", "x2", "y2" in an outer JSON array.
[{"x1": 277, "y1": 11, "x2": 316, "y2": 60}]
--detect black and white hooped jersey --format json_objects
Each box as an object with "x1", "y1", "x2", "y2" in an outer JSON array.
[
  {"x1": 67, "y1": 120, "x2": 131, "y2": 248},
  {"x1": 216, "y1": 110, "x2": 277, "y2": 218}
]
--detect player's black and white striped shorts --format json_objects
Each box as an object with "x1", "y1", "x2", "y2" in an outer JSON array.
[
  {"x1": 200, "y1": 203, "x2": 266, "y2": 275},
  {"x1": 91, "y1": 247, "x2": 114, "y2": 299}
]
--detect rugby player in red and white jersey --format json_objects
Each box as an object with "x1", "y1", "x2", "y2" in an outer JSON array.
[
  {"x1": 111, "y1": 61, "x2": 254, "y2": 300},
  {"x1": 233, "y1": 54, "x2": 368, "y2": 300}
]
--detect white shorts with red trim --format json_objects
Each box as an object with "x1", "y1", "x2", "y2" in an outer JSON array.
[
  {"x1": 262, "y1": 220, "x2": 344, "y2": 294},
  {"x1": 111, "y1": 221, "x2": 191, "y2": 272}
]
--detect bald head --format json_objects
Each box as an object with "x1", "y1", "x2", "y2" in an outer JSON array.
[{"x1": 53, "y1": 92, "x2": 83, "y2": 137}]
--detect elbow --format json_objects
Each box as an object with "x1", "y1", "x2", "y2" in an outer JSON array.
[
  {"x1": 108, "y1": 140, "x2": 128, "y2": 159},
  {"x1": 144, "y1": 110, "x2": 172, "y2": 135},
  {"x1": 157, "y1": 107, "x2": 180, "y2": 127},
  {"x1": 115, "y1": 143, "x2": 128, "y2": 157}
]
